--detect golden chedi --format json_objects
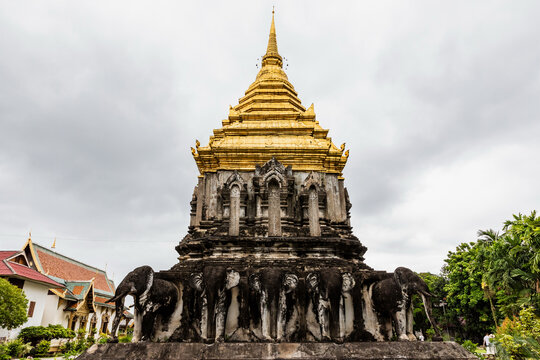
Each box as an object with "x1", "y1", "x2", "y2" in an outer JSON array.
[{"x1": 192, "y1": 11, "x2": 349, "y2": 175}]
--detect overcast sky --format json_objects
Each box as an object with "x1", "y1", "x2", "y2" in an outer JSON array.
[{"x1": 1, "y1": 1, "x2": 539, "y2": 286}]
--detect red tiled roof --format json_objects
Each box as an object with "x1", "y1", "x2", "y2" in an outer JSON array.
[
  {"x1": 9, "y1": 262, "x2": 62, "y2": 287},
  {"x1": 0, "y1": 251, "x2": 19, "y2": 262},
  {"x1": 71, "y1": 285, "x2": 85, "y2": 295},
  {"x1": 0, "y1": 259, "x2": 11, "y2": 273},
  {"x1": 35, "y1": 248, "x2": 114, "y2": 295},
  {"x1": 0, "y1": 251, "x2": 62, "y2": 288},
  {"x1": 94, "y1": 296, "x2": 111, "y2": 304}
]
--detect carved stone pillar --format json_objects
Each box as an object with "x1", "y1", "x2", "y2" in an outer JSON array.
[
  {"x1": 268, "y1": 180, "x2": 281, "y2": 236},
  {"x1": 308, "y1": 186, "x2": 321, "y2": 236},
  {"x1": 229, "y1": 185, "x2": 240, "y2": 236}
]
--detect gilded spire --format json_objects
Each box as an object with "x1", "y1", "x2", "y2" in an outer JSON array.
[
  {"x1": 192, "y1": 10, "x2": 348, "y2": 175},
  {"x1": 262, "y1": 9, "x2": 282, "y2": 67},
  {"x1": 266, "y1": 9, "x2": 278, "y2": 55}
]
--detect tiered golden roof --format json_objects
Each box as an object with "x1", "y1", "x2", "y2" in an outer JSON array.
[{"x1": 193, "y1": 11, "x2": 348, "y2": 175}]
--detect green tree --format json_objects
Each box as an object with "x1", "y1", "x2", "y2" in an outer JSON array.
[
  {"x1": 0, "y1": 278, "x2": 28, "y2": 330},
  {"x1": 442, "y1": 242, "x2": 494, "y2": 342},
  {"x1": 483, "y1": 212, "x2": 540, "y2": 317}
]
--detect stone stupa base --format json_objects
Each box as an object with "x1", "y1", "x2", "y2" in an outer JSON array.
[{"x1": 78, "y1": 341, "x2": 476, "y2": 360}]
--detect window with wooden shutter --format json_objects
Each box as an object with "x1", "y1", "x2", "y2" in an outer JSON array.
[{"x1": 28, "y1": 301, "x2": 36, "y2": 317}]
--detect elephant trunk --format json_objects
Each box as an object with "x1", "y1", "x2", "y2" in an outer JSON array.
[{"x1": 419, "y1": 292, "x2": 442, "y2": 339}]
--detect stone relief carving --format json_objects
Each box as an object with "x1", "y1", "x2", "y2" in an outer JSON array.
[{"x1": 111, "y1": 265, "x2": 440, "y2": 343}]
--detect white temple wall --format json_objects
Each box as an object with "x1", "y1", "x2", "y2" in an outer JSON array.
[{"x1": 41, "y1": 293, "x2": 67, "y2": 328}]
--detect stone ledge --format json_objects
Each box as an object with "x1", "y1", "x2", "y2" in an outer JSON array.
[{"x1": 78, "y1": 342, "x2": 476, "y2": 360}]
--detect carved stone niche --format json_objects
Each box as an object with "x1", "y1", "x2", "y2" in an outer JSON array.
[
  {"x1": 299, "y1": 172, "x2": 326, "y2": 237},
  {"x1": 253, "y1": 158, "x2": 294, "y2": 237},
  {"x1": 220, "y1": 171, "x2": 248, "y2": 236}
]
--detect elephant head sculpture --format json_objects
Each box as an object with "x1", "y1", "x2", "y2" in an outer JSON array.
[
  {"x1": 107, "y1": 265, "x2": 178, "y2": 342},
  {"x1": 370, "y1": 267, "x2": 441, "y2": 341}
]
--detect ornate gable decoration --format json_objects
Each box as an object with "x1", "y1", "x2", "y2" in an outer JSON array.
[
  {"x1": 225, "y1": 170, "x2": 246, "y2": 190},
  {"x1": 256, "y1": 157, "x2": 291, "y2": 188}
]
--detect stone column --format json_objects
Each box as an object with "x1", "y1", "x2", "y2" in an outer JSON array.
[
  {"x1": 308, "y1": 187, "x2": 321, "y2": 236},
  {"x1": 268, "y1": 180, "x2": 281, "y2": 236},
  {"x1": 229, "y1": 185, "x2": 240, "y2": 236}
]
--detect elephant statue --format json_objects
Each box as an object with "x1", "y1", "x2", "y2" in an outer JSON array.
[
  {"x1": 188, "y1": 267, "x2": 241, "y2": 342},
  {"x1": 215, "y1": 269, "x2": 240, "y2": 342},
  {"x1": 248, "y1": 269, "x2": 298, "y2": 341},
  {"x1": 306, "y1": 270, "x2": 344, "y2": 341},
  {"x1": 339, "y1": 273, "x2": 355, "y2": 340},
  {"x1": 107, "y1": 265, "x2": 179, "y2": 342},
  {"x1": 369, "y1": 267, "x2": 441, "y2": 341},
  {"x1": 276, "y1": 273, "x2": 299, "y2": 341}
]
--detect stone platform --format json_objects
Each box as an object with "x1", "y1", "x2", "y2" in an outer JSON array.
[{"x1": 78, "y1": 342, "x2": 476, "y2": 360}]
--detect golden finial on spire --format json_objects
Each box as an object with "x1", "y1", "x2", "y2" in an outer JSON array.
[
  {"x1": 52, "y1": 237, "x2": 56, "y2": 249},
  {"x1": 267, "y1": 9, "x2": 278, "y2": 55},
  {"x1": 28, "y1": 231, "x2": 31, "y2": 240},
  {"x1": 261, "y1": 7, "x2": 282, "y2": 68}
]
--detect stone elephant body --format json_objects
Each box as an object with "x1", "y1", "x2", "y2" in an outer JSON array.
[
  {"x1": 107, "y1": 266, "x2": 179, "y2": 342},
  {"x1": 368, "y1": 267, "x2": 441, "y2": 341}
]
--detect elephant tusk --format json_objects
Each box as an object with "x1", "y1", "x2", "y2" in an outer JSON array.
[{"x1": 106, "y1": 289, "x2": 130, "y2": 303}]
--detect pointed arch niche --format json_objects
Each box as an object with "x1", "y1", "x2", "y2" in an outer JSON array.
[{"x1": 267, "y1": 179, "x2": 282, "y2": 236}]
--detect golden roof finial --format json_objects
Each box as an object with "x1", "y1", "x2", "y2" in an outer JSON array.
[
  {"x1": 52, "y1": 237, "x2": 56, "y2": 249},
  {"x1": 262, "y1": 8, "x2": 282, "y2": 67},
  {"x1": 28, "y1": 231, "x2": 31, "y2": 240}
]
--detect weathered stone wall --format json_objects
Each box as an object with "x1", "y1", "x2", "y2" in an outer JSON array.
[
  {"x1": 189, "y1": 158, "x2": 352, "y2": 239},
  {"x1": 80, "y1": 342, "x2": 477, "y2": 360}
]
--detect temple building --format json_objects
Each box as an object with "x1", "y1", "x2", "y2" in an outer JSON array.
[
  {"x1": 98, "y1": 11, "x2": 442, "y2": 349},
  {"x1": 186, "y1": 11, "x2": 358, "y2": 250},
  {"x1": 0, "y1": 236, "x2": 132, "y2": 340}
]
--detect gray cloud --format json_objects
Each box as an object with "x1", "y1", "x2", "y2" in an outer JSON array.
[{"x1": 1, "y1": 1, "x2": 539, "y2": 283}]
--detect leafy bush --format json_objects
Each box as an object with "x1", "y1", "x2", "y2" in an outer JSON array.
[
  {"x1": 18, "y1": 324, "x2": 75, "y2": 345},
  {"x1": 33, "y1": 339, "x2": 51, "y2": 356},
  {"x1": 0, "y1": 343, "x2": 11, "y2": 360},
  {"x1": 5, "y1": 338, "x2": 32, "y2": 358},
  {"x1": 59, "y1": 340, "x2": 75, "y2": 353},
  {"x1": 118, "y1": 334, "x2": 132, "y2": 343},
  {"x1": 461, "y1": 340, "x2": 485, "y2": 359},
  {"x1": 425, "y1": 328, "x2": 435, "y2": 341},
  {"x1": 495, "y1": 306, "x2": 540, "y2": 360},
  {"x1": 48, "y1": 324, "x2": 76, "y2": 340},
  {"x1": 98, "y1": 334, "x2": 109, "y2": 344},
  {"x1": 87, "y1": 327, "x2": 97, "y2": 344}
]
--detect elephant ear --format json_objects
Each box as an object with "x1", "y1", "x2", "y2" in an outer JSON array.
[
  {"x1": 306, "y1": 272, "x2": 319, "y2": 292},
  {"x1": 393, "y1": 267, "x2": 406, "y2": 290},
  {"x1": 189, "y1": 272, "x2": 204, "y2": 292},
  {"x1": 341, "y1": 273, "x2": 355, "y2": 292},
  {"x1": 283, "y1": 273, "x2": 298, "y2": 292},
  {"x1": 138, "y1": 268, "x2": 154, "y2": 305},
  {"x1": 225, "y1": 270, "x2": 240, "y2": 290},
  {"x1": 248, "y1": 273, "x2": 261, "y2": 292}
]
